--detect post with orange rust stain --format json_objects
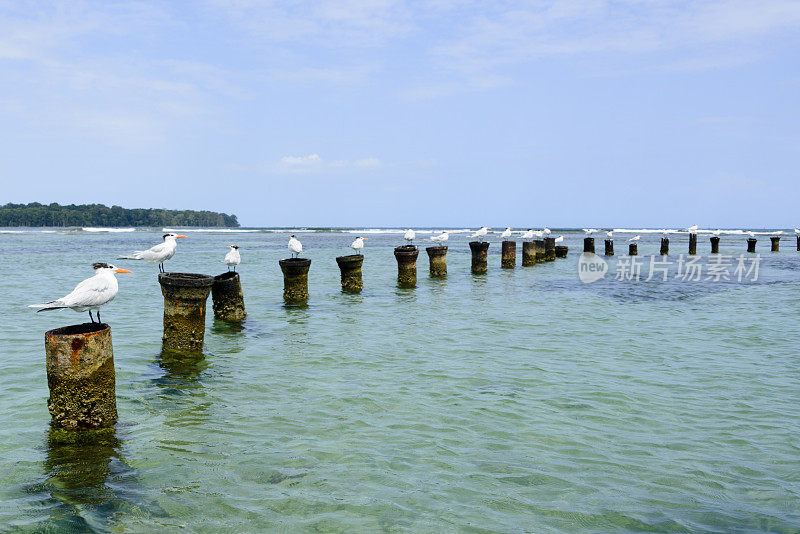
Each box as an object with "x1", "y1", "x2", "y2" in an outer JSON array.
[
  {"x1": 159, "y1": 273, "x2": 214, "y2": 354},
  {"x1": 45, "y1": 323, "x2": 117, "y2": 430}
]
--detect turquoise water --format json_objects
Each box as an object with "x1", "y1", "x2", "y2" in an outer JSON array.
[{"x1": 1, "y1": 228, "x2": 799, "y2": 532}]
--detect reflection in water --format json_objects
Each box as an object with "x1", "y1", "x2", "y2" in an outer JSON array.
[
  {"x1": 157, "y1": 350, "x2": 208, "y2": 381},
  {"x1": 26, "y1": 426, "x2": 163, "y2": 531},
  {"x1": 211, "y1": 319, "x2": 245, "y2": 336},
  {"x1": 394, "y1": 286, "x2": 418, "y2": 304}
]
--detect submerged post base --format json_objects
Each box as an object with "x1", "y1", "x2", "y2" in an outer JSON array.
[
  {"x1": 544, "y1": 238, "x2": 556, "y2": 261},
  {"x1": 555, "y1": 245, "x2": 568, "y2": 258},
  {"x1": 522, "y1": 241, "x2": 536, "y2": 266},
  {"x1": 501, "y1": 241, "x2": 516, "y2": 268},
  {"x1": 280, "y1": 258, "x2": 311, "y2": 304},
  {"x1": 336, "y1": 254, "x2": 364, "y2": 293},
  {"x1": 394, "y1": 245, "x2": 419, "y2": 288},
  {"x1": 469, "y1": 241, "x2": 490, "y2": 274},
  {"x1": 45, "y1": 323, "x2": 117, "y2": 431},
  {"x1": 426, "y1": 246, "x2": 448, "y2": 277},
  {"x1": 533, "y1": 240, "x2": 545, "y2": 263},
  {"x1": 212, "y1": 272, "x2": 246, "y2": 322},
  {"x1": 159, "y1": 273, "x2": 214, "y2": 354}
]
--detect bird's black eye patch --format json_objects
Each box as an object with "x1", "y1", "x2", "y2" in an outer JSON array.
[
  {"x1": 93, "y1": 262, "x2": 110, "y2": 270},
  {"x1": 163, "y1": 234, "x2": 170, "y2": 239}
]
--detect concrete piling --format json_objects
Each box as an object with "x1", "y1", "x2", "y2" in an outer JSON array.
[
  {"x1": 159, "y1": 273, "x2": 214, "y2": 354},
  {"x1": 279, "y1": 258, "x2": 311, "y2": 304},
  {"x1": 660, "y1": 238, "x2": 669, "y2": 256},
  {"x1": 604, "y1": 239, "x2": 614, "y2": 256},
  {"x1": 469, "y1": 241, "x2": 490, "y2": 274},
  {"x1": 211, "y1": 272, "x2": 246, "y2": 322},
  {"x1": 533, "y1": 240, "x2": 545, "y2": 262},
  {"x1": 797, "y1": 235, "x2": 800, "y2": 252},
  {"x1": 583, "y1": 237, "x2": 595, "y2": 254},
  {"x1": 688, "y1": 233, "x2": 697, "y2": 255},
  {"x1": 544, "y1": 238, "x2": 556, "y2": 261},
  {"x1": 628, "y1": 243, "x2": 638, "y2": 256},
  {"x1": 555, "y1": 245, "x2": 568, "y2": 258},
  {"x1": 501, "y1": 241, "x2": 516, "y2": 268},
  {"x1": 521, "y1": 242, "x2": 536, "y2": 266},
  {"x1": 394, "y1": 245, "x2": 419, "y2": 287},
  {"x1": 426, "y1": 246, "x2": 448, "y2": 277},
  {"x1": 710, "y1": 236, "x2": 720, "y2": 254},
  {"x1": 336, "y1": 254, "x2": 364, "y2": 292},
  {"x1": 747, "y1": 238, "x2": 757, "y2": 253},
  {"x1": 771, "y1": 236, "x2": 780, "y2": 252},
  {"x1": 45, "y1": 323, "x2": 117, "y2": 430}
]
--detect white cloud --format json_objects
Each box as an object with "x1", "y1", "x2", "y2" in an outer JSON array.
[{"x1": 267, "y1": 154, "x2": 382, "y2": 174}]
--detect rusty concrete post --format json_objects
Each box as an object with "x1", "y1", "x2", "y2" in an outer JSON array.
[
  {"x1": 747, "y1": 238, "x2": 757, "y2": 253},
  {"x1": 797, "y1": 235, "x2": 800, "y2": 251},
  {"x1": 394, "y1": 245, "x2": 418, "y2": 287},
  {"x1": 336, "y1": 254, "x2": 363, "y2": 293},
  {"x1": 426, "y1": 246, "x2": 448, "y2": 277},
  {"x1": 501, "y1": 241, "x2": 516, "y2": 268},
  {"x1": 279, "y1": 258, "x2": 311, "y2": 304},
  {"x1": 469, "y1": 241, "x2": 490, "y2": 274},
  {"x1": 583, "y1": 237, "x2": 595, "y2": 254},
  {"x1": 710, "y1": 236, "x2": 720, "y2": 254},
  {"x1": 544, "y1": 238, "x2": 556, "y2": 261},
  {"x1": 521, "y1": 242, "x2": 536, "y2": 266},
  {"x1": 159, "y1": 273, "x2": 214, "y2": 354},
  {"x1": 212, "y1": 272, "x2": 246, "y2": 322},
  {"x1": 688, "y1": 233, "x2": 697, "y2": 255},
  {"x1": 533, "y1": 240, "x2": 545, "y2": 262},
  {"x1": 660, "y1": 238, "x2": 669, "y2": 256},
  {"x1": 628, "y1": 243, "x2": 638, "y2": 256},
  {"x1": 604, "y1": 239, "x2": 614, "y2": 256},
  {"x1": 770, "y1": 236, "x2": 780, "y2": 252},
  {"x1": 555, "y1": 245, "x2": 568, "y2": 258},
  {"x1": 45, "y1": 323, "x2": 117, "y2": 430}
]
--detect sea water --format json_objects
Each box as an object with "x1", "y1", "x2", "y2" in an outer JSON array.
[{"x1": 0, "y1": 229, "x2": 798, "y2": 532}]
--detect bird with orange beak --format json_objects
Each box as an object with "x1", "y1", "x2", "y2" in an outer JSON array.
[
  {"x1": 119, "y1": 232, "x2": 186, "y2": 272},
  {"x1": 29, "y1": 263, "x2": 132, "y2": 323}
]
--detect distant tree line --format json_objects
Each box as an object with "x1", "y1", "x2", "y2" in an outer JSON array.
[{"x1": 0, "y1": 202, "x2": 239, "y2": 227}]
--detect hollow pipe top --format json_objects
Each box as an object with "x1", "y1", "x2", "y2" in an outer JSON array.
[
  {"x1": 214, "y1": 271, "x2": 240, "y2": 283},
  {"x1": 46, "y1": 322, "x2": 110, "y2": 338},
  {"x1": 336, "y1": 254, "x2": 364, "y2": 266},
  {"x1": 158, "y1": 272, "x2": 214, "y2": 289}
]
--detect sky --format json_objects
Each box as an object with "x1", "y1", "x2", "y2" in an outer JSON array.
[{"x1": 0, "y1": 0, "x2": 798, "y2": 227}]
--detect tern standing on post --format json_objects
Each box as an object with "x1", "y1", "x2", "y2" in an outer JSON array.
[
  {"x1": 404, "y1": 229, "x2": 416, "y2": 245},
  {"x1": 471, "y1": 227, "x2": 490, "y2": 242},
  {"x1": 224, "y1": 245, "x2": 241, "y2": 271},
  {"x1": 431, "y1": 231, "x2": 449, "y2": 245},
  {"x1": 500, "y1": 228, "x2": 512, "y2": 239},
  {"x1": 28, "y1": 263, "x2": 132, "y2": 323},
  {"x1": 119, "y1": 233, "x2": 186, "y2": 273},
  {"x1": 350, "y1": 236, "x2": 367, "y2": 254},
  {"x1": 288, "y1": 235, "x2": 303, "y2": 258}
]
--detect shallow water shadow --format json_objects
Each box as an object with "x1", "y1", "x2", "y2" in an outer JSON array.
[
  {"x1": 156, "y1": 349, "x2": 208, "y2": 382},
  {"x1": 19, "y1": 426, "x2": 164, "y2": 532}
]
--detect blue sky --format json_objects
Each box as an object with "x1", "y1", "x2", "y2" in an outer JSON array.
[{"x1": 1, "y1": 1, "x2": 798, "y2": 227}]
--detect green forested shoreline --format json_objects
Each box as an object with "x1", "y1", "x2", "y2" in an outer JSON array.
[{"x1": 0, "y1": 203, "x2": 239, "y2": 227}]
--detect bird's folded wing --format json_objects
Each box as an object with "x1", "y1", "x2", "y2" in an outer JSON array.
[{"x1": 61, "y1": 277, "x2": 113, "y2": 307}]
